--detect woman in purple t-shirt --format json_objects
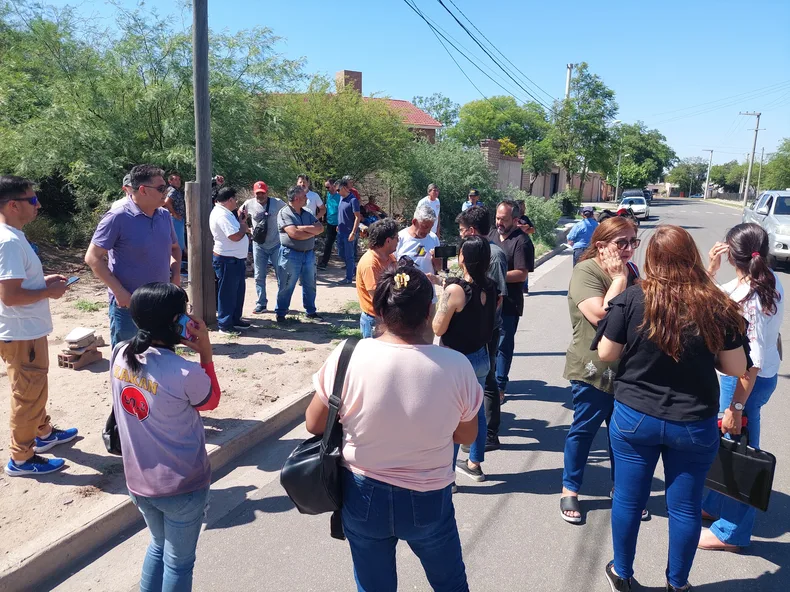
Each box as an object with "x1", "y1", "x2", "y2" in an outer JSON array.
[{"x1": 111, "y1": 282, "x2": 221, "y2": 592}]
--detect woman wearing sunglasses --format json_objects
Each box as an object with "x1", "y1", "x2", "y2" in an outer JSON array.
[
  {"x1": 560, "y1": 216, "x2": 642, "y2": 524},
  {"x1": 595, "y1": 225, "x2": 748, "y2": 592}
]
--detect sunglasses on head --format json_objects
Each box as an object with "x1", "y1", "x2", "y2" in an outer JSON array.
[{"x1": 612, "y1": 238, "x2": 641, "y2": 250}]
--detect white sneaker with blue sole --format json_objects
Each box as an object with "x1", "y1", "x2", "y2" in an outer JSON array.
[
  {"x1": 34, "y1": 427, "x2": 79, "y2": 453},
  {"x1": 5, "y1": 454, "x2": 66, "y2": 476}
]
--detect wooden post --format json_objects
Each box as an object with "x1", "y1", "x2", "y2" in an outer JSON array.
[
  {"x1": 189, "y1": 0, "x2": 216, "y2": 324},
  {"x1": 185, "y1": 181, "x2": 215, "y2": 324}
]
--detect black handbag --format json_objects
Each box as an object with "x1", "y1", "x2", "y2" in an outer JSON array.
[
  {"x1": 705, "y1": 427, "x2": 776, "y2": 512},
  {"x1": 280, "y1": 338, "x2": 358, "y2": 525},
  {"x1": 102, "y1": 344, "x2": 123, "y2": 455}
]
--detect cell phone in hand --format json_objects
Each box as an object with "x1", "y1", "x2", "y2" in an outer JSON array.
[
  {"x1": 176, "y1": 314, "x2": 197, "y2": 342},
  {"x1": 66, "y1": 276, "x2": 80, "y2": 286}
]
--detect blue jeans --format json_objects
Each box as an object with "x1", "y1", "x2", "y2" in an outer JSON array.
[
  {"x1": 562, "y1": 380, "x2": 615, "y2": 493},
  {"x1": 609, "y1": 401, "x2": 719, "y2": 588},
  {"x1": 341, "y1": 468, "x2": 468, "y2": 592},
  {"x1": 453, "y1": 346, "x2": 489, "y2": 465},
  {"x1": 337, "y1": 228, "x2": 357, "y2": 281},
  {"x1": 212, "y1": 255, "x2": 246, "y2": 330},
  {"x1": 172, "y1": 217, "x2": 186, "y2": 252},
  {"x1": 275, "y1": 248, "x2": 317, "y2": 317},
  {"x1": 109, "y1": 298, "x2": 138, "y2": 348},
  {"x1": 129, "y1": 487, "x2": 210, "y2": 592},
  {"x1": 360, "y1": 312, "x2": 376, "y2": 338},
  {"x1": 703, "y1": 373, "x2": 777, "y2": 546},
  {"x1": 252, "y1": 243, "x2": 281, "y2": 310},
  {"x1": 495, "y1": 314, "x2": 519, "y2": 392}
]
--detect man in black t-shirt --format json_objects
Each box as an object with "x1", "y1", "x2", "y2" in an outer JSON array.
[{"x1": 489, "y1": 200, "x2": 535, "y2": 401}]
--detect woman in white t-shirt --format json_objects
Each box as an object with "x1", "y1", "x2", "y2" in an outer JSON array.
[
  {"x1": 305, "y1": 258, "x2": 482, "y2": 591},
  {"x1": 703, "y1": 222, "x2": 784, "y2": 551}
]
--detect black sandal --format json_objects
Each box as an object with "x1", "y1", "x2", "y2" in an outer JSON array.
[{"x1": 560, "y1": 496, "x2": 582, "y2": 524}]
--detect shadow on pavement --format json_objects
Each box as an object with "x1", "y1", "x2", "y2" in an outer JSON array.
[
  {"x1": 637, "y1": 562, "x2": 786, "y2": 592},
  {"x1": 528, "y1": 290, "x2": 568, "y2": 297},
  {"x1": 506, "y1": 379, "x2": 573, "y2": 408},
  {"x1": 513, "y1": 351, "x2": 567, "y2": 357}
]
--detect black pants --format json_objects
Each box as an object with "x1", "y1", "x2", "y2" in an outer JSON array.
[
  {"x1": 484, "y1": 322, "x2": 503, "y2": 438},
  {"x1": 320, "y1": 224, "x2": 338, "y2": 267}
]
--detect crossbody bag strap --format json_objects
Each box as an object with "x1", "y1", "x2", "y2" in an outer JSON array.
[{"x1": 321, "y1": 337, "x2": 360, "y2": 449}]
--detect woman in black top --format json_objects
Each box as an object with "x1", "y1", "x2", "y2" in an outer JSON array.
[
  {"x1": 594, "y1": 225, "x2": 748, "y2": 592},
  {"x1": 433, "y1": 235, "x2": 497, "y2": 484}
]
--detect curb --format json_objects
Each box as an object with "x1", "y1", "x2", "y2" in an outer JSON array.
[
  {"x1": 534, "y1": 225, "x2": 572, "y2": 268},
  {"x1": 0, "y1": 388, "x2": 315, "y2": 592}
]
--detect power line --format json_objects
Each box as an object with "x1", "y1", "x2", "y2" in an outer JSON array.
[
  {"x1": 650, "y1": 80, "x2": 790, "y2": 117},
  {"x1": 434, "y1": 0, "x2": 555, "y2": 112},
  {"x1": 652, "y1": 86, "x2": 789, "y2": 124},
  {"x1": 444, "y1": 0, "x2": 557, "y2": 103}
]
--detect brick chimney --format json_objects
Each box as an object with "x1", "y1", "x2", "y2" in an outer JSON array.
[{"x1": 335, "y1": 70, "x2": 362, "y2": 94}]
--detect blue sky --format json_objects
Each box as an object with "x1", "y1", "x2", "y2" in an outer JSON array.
[{"x1": 54, "y1": 0, "x2": 789, "y2": 166}]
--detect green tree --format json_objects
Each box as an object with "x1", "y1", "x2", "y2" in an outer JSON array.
[
  {"x1": 550, "y1": 62, "x2": 618, "y2": 196},
  {"x1": 412, "y1": 92, "x2": 459, "y2": 138},
  {"x1": 762, "y1": 139, "x2": 790, "y2": 190},
  {"x1": 612, "y1": 122, "x2": 677, "y2": 185},
  {"x1": 266, "y1": 77, "x2": 412, "y2": 183},
  {"x1": 450, "y1": 96, "x2": 548, "y2": 148},
  {"x1": 667, "y1": 157, "x2": 708, "y2": 195},
  {"x1": 521, "y1": 137, "x2": 555, "y2": 194},
  {"x1": 709, "y1": 160, "x2": 744, "y2": 193},
  {"x1": 392, "y1": 139, "x2": 497, "y2": 234}
]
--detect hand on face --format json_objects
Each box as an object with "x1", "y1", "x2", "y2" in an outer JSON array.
[{"x1": 599, "y1": 242, "x2": 626, "y2": 278}]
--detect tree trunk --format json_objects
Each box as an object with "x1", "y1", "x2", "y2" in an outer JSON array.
[{"x1": 528, "y1": 173, "x2": 536, "y2": 194}]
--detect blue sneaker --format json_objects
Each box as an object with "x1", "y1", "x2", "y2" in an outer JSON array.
[
  {"x1": 6, "y1": 455, "x2": 66, "y2": 477},
  {"x1": 34, "y1": 426, "x2": 78, "y2": 453}
]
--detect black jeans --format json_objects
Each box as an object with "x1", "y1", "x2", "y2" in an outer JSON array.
[
  {"x1": 320, "y1": 224, "x2": 338, "y2": 267},
  {"x1": 484, "y1": 322, "x2": 503, "y2": 439}
]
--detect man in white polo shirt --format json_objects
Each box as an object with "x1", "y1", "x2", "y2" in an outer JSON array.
[
  {"x1": 416, "y1": 183, "x2": 441, "y2": 238},
  {"x1": 296, "y1": 174, "x2": 326, "y2": 219},
  {"x1": 0, "y1": 176, "x2": 78, "y2": 477},
  {"x1": 209, "y1": 187, "x2": 250, "y2": 334}
]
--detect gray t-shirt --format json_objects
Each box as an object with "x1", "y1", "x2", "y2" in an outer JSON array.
[
  {"x1": 278, "y1": 205, "x2": 318, "y2": 252},
  {"x1": 241, "y1": 197, "x2": 285, "y2": 250}
]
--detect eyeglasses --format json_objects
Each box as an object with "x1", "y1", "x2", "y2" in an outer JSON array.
[
  {"x1": 613, "y1": 238, "x2": 641, "y2": 250},
  {"x1": 3, "y1": 196, "x2": 39, "y2": 206},
  {"x1": 140, "y1": 184, "x2": 168, "y2": 194}
]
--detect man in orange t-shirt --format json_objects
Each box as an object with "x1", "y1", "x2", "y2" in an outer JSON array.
[{"x1": 356, "y1": 219, "x2": 398, "y2": 338}]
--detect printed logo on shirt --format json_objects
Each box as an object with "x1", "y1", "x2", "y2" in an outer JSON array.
[
  {"x1": 121, "y1": 386, "x2": 150, "y2": 421},
  {"x1": 113, "y1": 364, "x2": 159, "y2": 396}
]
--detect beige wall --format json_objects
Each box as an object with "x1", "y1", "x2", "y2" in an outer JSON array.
[{"x1": 498, "y1": 156, "x2": 523, "y2": 191}]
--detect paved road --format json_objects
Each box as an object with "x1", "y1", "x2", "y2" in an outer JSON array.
[{"x1": 49, "y1": 199, "x2": 790, "y2": 591}]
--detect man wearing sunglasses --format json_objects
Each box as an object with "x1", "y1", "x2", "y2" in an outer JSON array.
[
  {"x1": 0, "y1": 176, "x2": 78, "y2": 476},
  {"x1": 85, "y1": 164, "x2": 182, "y2": 347}
]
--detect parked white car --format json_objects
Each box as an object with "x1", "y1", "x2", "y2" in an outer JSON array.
[
  {"x1": 619, "y1": 196, "x2": 650, "y2": 220},
  {"x1": 742, "y1": 190, "x2": 790, "y2": 267}
]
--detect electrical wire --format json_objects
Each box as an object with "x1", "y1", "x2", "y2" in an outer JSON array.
[{"x1": 650, "y1": 80, "x2": 790, "y2": 117}]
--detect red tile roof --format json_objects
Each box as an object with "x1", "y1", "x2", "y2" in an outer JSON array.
[{"x1": 367, "y1": 98, "x2": 443, "y2": 128}]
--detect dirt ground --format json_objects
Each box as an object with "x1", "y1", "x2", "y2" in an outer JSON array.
[{"x1": 0, "y1": 245, "x2": 361, "y2": 575}]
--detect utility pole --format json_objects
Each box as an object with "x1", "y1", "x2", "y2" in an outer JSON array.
[
  {"x1": 565, "y1": 64, "x2": 574, "y2": 99},
  {"x1": 186, "y1": 0, "x2": 217, "y2": 325},
  {"x1": 702, "y1": 150, "x2": 713, "y2": 199},
  {"x1": 756, "y1": 147, "x2": 765, "y2": 196},
  {"x1": 740, "y1": 112, "x2": 761, "y2": 207}
]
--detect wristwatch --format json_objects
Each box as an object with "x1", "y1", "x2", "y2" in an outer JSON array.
[{"x1": 732, "y1": 402, "x2": 745, "y2": 412}]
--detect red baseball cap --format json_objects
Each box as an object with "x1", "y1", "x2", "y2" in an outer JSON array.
[{"x1": 253, "y1": 181, "x2": 268, "y2": 193}]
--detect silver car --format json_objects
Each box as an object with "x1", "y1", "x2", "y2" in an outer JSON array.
[{"x1": 742, "y1": 190, "x2": 790, "y2": 266}]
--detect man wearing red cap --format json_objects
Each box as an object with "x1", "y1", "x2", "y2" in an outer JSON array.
[{"x1": 240, "y1": 181, "x2": 285, "y2": 314}]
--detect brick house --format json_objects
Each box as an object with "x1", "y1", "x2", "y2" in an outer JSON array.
[{"x1": 336, "y1": 70, "x2": 442, "y2": 143}]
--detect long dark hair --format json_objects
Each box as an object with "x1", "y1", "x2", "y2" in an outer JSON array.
[
  {"x1": 373, "y1": 257, "x2": 434, "y2": 339},
  {"x1": 123, "y1": 282, "x2": 189, "y2": 372},
  {"x1": 725, "y1": 223, "x2": 780, "y2": 315},
  {"x1": 641, "y1": 225, "x2": 745, "y2": 360},
  {"x1": 459, "y1": 235, "x2": 492, "y2": 290}
]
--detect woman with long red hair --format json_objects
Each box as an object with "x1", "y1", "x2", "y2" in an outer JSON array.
[{"x1": 595, "y1": 225, "x2": 749, "y2": 592}]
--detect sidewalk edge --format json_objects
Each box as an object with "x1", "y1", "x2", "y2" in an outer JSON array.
[
  {"x1": 0, "y1": 388, "x2": 315, "y2": 592},
  {"x1": 535, "y1": 226, "x2": 572, "y2": 268}
]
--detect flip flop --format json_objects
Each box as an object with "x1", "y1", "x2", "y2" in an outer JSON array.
[
  {"x1": 560, "y1": 496, "x2": 582, "y2": 524},
  {"x1": 698, "y1": 529, "x2": 741, "y2": 553}
]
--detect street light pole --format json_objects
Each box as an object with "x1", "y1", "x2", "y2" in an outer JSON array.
[
  {"x1": 740, "y1": 112, "x2": 762, "y2": 207},
  {"x1": 565, "y1": 64, "x2": 574, "y2": 100},
  {"x1": 702, "y1": 149, "x2": 713, "y2": 200},
  {"x1": 614, "y1": 150, "x2": 624, "y2": 203}
]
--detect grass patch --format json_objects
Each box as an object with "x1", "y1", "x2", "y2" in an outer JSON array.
[
  {"x1": 175, "y1": 346, "x2": 195, "y2": 357},
  {"x1": 328, "y1": 325, "x2": 363, "y2": 339},
  {"x1": 74, "y1": 299, "x2": 102, "y2": 313},
  {"x1": 236, "y1": 368, "x2": 247, "y2": 374},
  {"x1": 340, "y1": 300, "x2": 361, "y2": 314}
]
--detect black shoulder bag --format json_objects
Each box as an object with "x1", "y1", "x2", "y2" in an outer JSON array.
[
  {"x1": 102, "y1": 344, "x2": 124, "y2": 456},
  {"x1": 705, "y1": 426, "x2": 776, "y2": 512},
  {"x1": 280, "y1": 338, "x2": 359, "y2": 538},
  {"x1": 252, "y1": 199, "x2": 271, "y2": 244}
]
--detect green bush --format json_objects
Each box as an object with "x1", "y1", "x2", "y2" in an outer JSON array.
[
  {"x1": 503, "y1": 188, "x2": 562, "y2": 246},
  {"x1": 553, "y1": 189, "x2": 581, "y2": 216}
]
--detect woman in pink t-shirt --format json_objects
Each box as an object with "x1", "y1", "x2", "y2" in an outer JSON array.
[{"x1": 305, "y1": 258, "x2": 483, "y2": 592}]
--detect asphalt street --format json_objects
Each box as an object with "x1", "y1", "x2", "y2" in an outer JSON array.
[{"x1": 49, "y1": 199, "x2": 790, "y2": 592}]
